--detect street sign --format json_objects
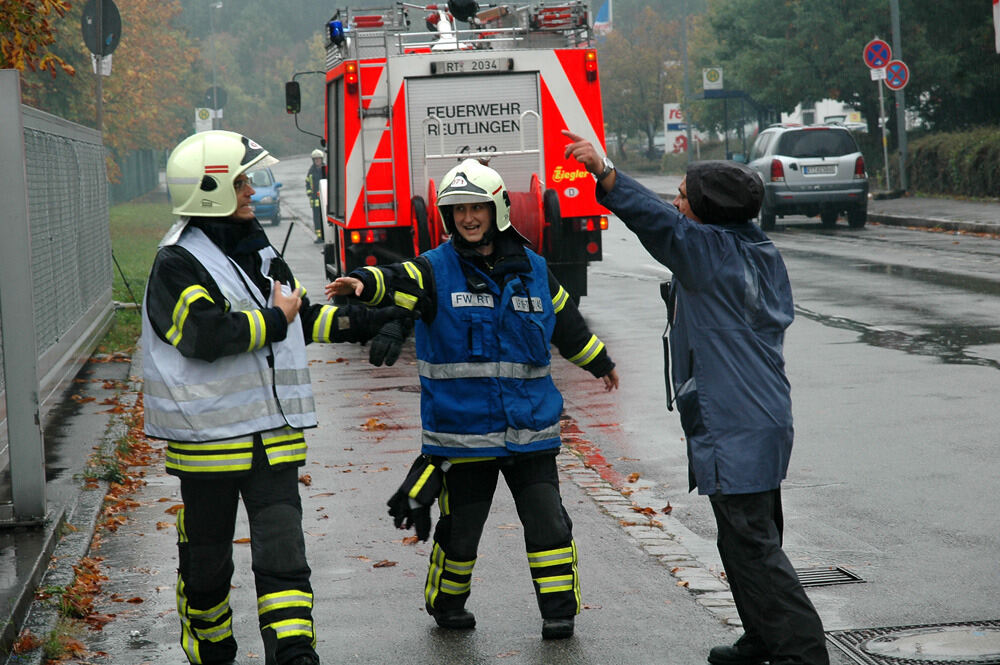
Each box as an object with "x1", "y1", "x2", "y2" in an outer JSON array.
[
  {"x1": 81, "y1": 0, "x2": 122, "y2": 56},
  {"x1": 863, "y1": 39, "x2": 891, "y2": 69},
  {"x1": 702, "y1": 67, "x2": 723, "y2": 90},
  {"x1": 884, "y1": 59, "x2": 909, "y2": 90},
  {"x1": 203, "y1": 86, "x2": 228, "y2": 110}
]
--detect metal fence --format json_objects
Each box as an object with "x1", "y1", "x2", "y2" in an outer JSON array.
[
  {"x1": 0, "y1": 76, "x2": 115, "y2": 521},
  {"x1": 110, "y1": 148, "x2": 160, "y2": 204}
]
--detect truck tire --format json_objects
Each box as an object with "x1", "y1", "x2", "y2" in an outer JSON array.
[{"x1": 412, "y1": 196, "x2": 431, "y2": 254}]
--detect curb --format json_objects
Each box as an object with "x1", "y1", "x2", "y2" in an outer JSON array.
[
  {"x1": 3, "y1": 376, "x2": 140, "y2": 665},
  {"x1": 555, "y1": 447, "x2": 743, "y2": 630}
]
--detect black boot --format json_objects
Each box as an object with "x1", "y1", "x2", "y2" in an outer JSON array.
[
  {"x1": 707, "y1": 634, "x2": 768, "y2": 665},
  {"x1": 427, "y1": 605, "x2": 476, "y2": 629},
  {"x1": 541, "y1": 616, "x2": 574, "y2": 639}
]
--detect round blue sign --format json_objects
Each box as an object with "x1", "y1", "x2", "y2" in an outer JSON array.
[
  {"x1": 884, "y1": 59, "x2": 909, "y2": 90},
  {"x1": 863, "y1": 39, "x2": 892, "y2": 69}
]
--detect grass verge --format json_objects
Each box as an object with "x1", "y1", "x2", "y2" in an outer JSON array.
[{"x1": 100, "y1": 196, "x2": 173, "y2": 355}]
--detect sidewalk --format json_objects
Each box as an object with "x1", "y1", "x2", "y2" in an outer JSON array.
[{"x1": 7, "y1": 179, "x2": 996, "y2": 664}]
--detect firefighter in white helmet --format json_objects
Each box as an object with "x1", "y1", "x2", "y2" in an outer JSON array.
[
  {"x1": 306, "y1": 148, "x2": 326, "y2": 244},
  {"x1": 325, "y1": 158, "x2": 620, "y2": 640},
  {"x1": 145, "y1": 130, "x2": 402, "y2": 665}
]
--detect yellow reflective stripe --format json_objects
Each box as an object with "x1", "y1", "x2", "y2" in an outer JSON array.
[
  {"x1": 408, "y1": 463, "x2": 437, "y2": 500},
  {"x1": 261, "y1": 428, "x2": 304, "y2": 445},
  {"x1": 294, "y1": 278, "x2": 306, "y2": 298},
  {"x1": 552, "y1": 285, "x2": 570, "y2": 314},
  {"x1": 266, "y1": 443, "x2": 307, "y2": 465},
  {"x1": 312, "y1": 305, "x2": 337, "y2": 342},
  {"x1": 169, "y1": 440, "x2": 254, "y2": 451},
  {"x1": 527, "y1": 546, "x2": 575, "y2": 568},
  {"x1": 535, "y1": 574, "x2": 575, "y2": 593},
  {"x1": 176, "y1": 506, "x2": 188, "y2": 544},
  {"x1": 362, "y1": 266, "x2": 386, "y2": 305},
  {"x1": 394, "y1": 291, "x2": 418, "y2": 310},
  {"x1": 165, "y1": 450, "x2": 254, "y2": 474},
  {"x1": 424, "y1": 542, "x2": 446, "y2": 607},
  {"x1": 567, "y1": 334, "x2": 604, "y2": 367},
  {"x1": 444, "y1": 558, "x2": 475, "y2": 575},
  {"x1": 440, "y1": 578, "x2": 471, "y2": 594},
  {"x1": 242, "y1": 309, "x2": 266, "y2": 351},
  {"x1": 265, "y1": 617, "x2": 313, "y2": 640},
  {"x1": 446, "y1": 456, "x2": 497, "y2": 464},
  {"x1": 402, "y1": 261, "x2": 424, "y2": 290},
  {"x1": 188, "y1": 594, "x2": 231, "y2": 623},
  {"x1": 258, "y1": 590, "x2": 313, "y2": 614},
  {"x1": 166, "y1": 285, "x2": 213, "y2": 346}
]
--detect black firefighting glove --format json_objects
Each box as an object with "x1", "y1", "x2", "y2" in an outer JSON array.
[
  {"x1": 339, "y1": 305, "x2": 408, "y2": 344},
  {"x1": 386, "y1": 455, "x2": 444, "y2": 541},
  {"x1": 369, "y1": 317, "x2": 412, "y2": 367}
]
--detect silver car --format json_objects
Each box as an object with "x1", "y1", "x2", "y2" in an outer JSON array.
[{"x1": 744, "y1": 124, "x2": 869, "y2": 230}]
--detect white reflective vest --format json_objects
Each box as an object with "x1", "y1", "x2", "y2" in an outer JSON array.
[{"x1": 142, "y1": 225, "x2": 317, "y2": 455}]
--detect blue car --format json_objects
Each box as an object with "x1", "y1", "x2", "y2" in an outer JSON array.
[{"x1": 248, "y1": 166, "x2": 282, "y2": 225}]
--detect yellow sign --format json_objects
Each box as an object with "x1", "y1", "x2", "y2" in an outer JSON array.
[{"x1": 703, "y1": 67, "x2": 723, "y2": 90}]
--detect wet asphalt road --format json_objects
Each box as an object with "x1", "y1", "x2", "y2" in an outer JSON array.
[{"x1": 569, "y1": 173, "x2": 1000, "y2": 633}]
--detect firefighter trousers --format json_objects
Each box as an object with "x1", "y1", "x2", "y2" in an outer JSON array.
[
  {"x1": 175, "y1": 442, "x2": 317, "y2": 665},
  {"x1": 423, "y1": 452, "x2": 581, "y2": 619}
]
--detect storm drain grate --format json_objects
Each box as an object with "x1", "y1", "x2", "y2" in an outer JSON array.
[
  {"x1": 795, "y1": 565, "x2": 865, "y2": 587},
  {"x1": 827, "y1": 619, "x2": 1000, "y2": 665}
]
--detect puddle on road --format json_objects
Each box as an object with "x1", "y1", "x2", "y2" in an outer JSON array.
[{"x1": 796, "y1": 306, "x2": 1000, "y2": 370}]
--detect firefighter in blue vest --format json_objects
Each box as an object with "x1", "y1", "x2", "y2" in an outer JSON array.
[
  {"x1": 144, "y1": 130, "x2": 402, "y2": 665},
  {"x1": 325, "y1": 158, "x2": 619, "y2": 640}
]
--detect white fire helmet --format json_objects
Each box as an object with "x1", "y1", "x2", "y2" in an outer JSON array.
[
  {"x1": 311, "y1": 149, "x2": 324, "y2": 159},
  {"x1": 436, "y1": 158, "x2": 512, "y2": 233},
  {"x1": 166, "y1": 130, "x2": 278, "y2": 217}
]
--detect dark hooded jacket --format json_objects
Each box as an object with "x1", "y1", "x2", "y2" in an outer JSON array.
[{"x1": 597, "y1": 165, "x2": 794, "y2": 495}]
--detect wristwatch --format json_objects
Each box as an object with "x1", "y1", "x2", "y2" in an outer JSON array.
[{"x1": 595, "y1": 156, "x2": 615, "y2": 182}]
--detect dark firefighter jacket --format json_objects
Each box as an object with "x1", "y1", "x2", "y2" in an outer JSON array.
[{"x1": 142, "y1": 216, "x2": 376, "y2": 477}]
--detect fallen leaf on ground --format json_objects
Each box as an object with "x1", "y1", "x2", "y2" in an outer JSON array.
[
  {"x1": 627, "y1": 472, "x2": 640, "y2": 483},
  {"x1": 661, "y1": 502, "x2": 673, "y2": 514},
  {"x1": 233, "y1": 537, "x2": 251, "y2": 544},
  {"x1": 299, "y1": 474, "x2": 312, "y2": 486},
  {"x1": 373, "y1": 560, "x2": 396, "y2": 568}
]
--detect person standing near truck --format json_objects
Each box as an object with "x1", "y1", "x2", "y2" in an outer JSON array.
[
  {"x1": 145, "y1": 130, "x2": 402, "y2": 665},
  {"x1": 306, "y1": 149, "x2": 326, "y2": 244},
  {"x1": 563, "y1": 129, "x2": 829, "y2": 665},
  {"x1": 326, "y1": 158, "x2": 619, "y2": 640}
]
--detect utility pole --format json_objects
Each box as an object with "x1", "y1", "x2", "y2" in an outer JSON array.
[
  {"x1": 890, "y1": 0, "x2": 908, "y2": 191},
  {"x1": 680, "y1": 0, "x2": 692, "y2": 165},
  {"x1": 209, "y1": 2, "x2": 223, "y2": 129}
]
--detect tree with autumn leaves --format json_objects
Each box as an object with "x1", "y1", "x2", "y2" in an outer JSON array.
[
  {"x1": 0, "y1": 0, "x2": 75, "y2": 76},
  {"x1": 11, "y1": 0, "x2": 199, "y2": 181}
]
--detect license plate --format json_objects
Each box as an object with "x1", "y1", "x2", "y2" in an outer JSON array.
[
  {"x1": 430, "y1": 58, "x2": 513, "y2": 75},
  {"x1": 803, "y1": 165, "x2": 836, "y2": 175}
]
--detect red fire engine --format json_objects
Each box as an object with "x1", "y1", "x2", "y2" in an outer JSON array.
[{"x1": 289, "y1": 0, "x2": 608, "y2": 300}]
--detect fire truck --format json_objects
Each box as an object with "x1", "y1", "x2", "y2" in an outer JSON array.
[{"x1": 288, "y1": 0, "x2": 609, "y2": 300}]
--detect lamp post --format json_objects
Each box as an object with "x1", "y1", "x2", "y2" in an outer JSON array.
[{"x1": 209, "y1": 1, "x2": 223, "y2": 129}]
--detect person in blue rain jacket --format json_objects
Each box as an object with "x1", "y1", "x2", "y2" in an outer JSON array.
[{"x1": 564, "y1": 130, "x2": 829, "y2": 665}]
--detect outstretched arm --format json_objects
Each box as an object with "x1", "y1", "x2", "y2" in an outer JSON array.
[{"x1": 562, "y1": 130, "x2": 616, "y2": 192}]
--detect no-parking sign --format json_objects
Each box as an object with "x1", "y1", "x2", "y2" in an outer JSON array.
[
  {"x1": 863, "y1": 39, "x2": 892, "y2": 68},
  {"x1": 884, "y1": 59, "x2": 909, "y2": 90}
]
